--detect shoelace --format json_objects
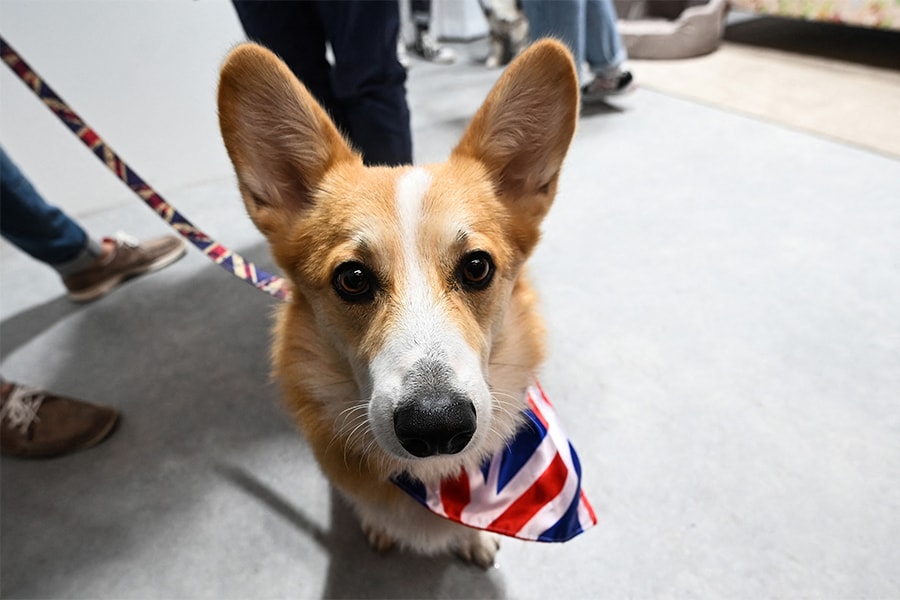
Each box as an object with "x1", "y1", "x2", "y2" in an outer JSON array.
[
  {"x1": 95, "y1": 231, "x2": 139, "y2": 267},
  {"x1": 0, "y1": 386, "x2": 45, "y2": 433},
  {"x1": 112, "y1": 231, "x2": 140, "y2": 248}
]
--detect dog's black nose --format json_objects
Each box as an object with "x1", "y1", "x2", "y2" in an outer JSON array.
[{"x1": 393, "y1": 395, "x2": 476, "y2": 458}]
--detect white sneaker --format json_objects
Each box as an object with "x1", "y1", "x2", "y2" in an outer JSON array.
[
  {"x1": 413, "y1": 32, "x2": 456, "y2": 65},
  {"x1": 581, "y1": 70, "x2": 635, "y2": 103}
]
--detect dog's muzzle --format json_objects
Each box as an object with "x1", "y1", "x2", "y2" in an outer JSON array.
[{"x1": 393, "y1": 391, "x2": 476, "y2": 458}]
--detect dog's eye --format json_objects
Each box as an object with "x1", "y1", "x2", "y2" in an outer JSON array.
[
  {"x1": 333, "y1": 262, "x2": 375, "y2": 302},
  {"x1": 457, "y1": 251, "x2": 494, "y2": 290}
]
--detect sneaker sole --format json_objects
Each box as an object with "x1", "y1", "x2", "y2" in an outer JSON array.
[
  {"x1": 77, "y1": 410, "x2": 120, "y2": 453},
  {"x1": 68, "y1": 239, "x2": 187, "y2": 303},
  {"x1": 581, "y1": 81, "x2": 637, "y2": 105}
]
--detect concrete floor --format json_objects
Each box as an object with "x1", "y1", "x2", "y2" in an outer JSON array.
[{"x1": 2, "y1": 2, "x2": 899, "y2": 598}]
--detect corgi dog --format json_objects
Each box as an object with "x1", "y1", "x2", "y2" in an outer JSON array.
[{"x1": 217, "y1": 39, "x2": 578, "y2": 567}]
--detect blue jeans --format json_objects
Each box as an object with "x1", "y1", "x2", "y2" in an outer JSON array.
[
  {"x1": 0, "y1": 147, "x2": 101, "y2": 275},
  {"x1": 232, "y1": 0, "x2": 413, "y2": 167},
  {"x1": 522, "y1": 0, "x2": 627, "y2": 84}
]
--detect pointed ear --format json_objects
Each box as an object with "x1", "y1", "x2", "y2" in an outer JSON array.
[
  {"x1": 452, "y1": 39, "x2": 579, "y2": 246},
  {"x1": 217, "y1": 43, "x2": 360, "y2": 238}
]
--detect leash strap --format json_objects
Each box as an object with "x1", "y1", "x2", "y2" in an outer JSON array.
[{"x1": 0, "y1": 36, "x2": 290, "y2": 301}]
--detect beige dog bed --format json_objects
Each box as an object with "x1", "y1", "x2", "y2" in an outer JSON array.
[{"x1": 615, "y1": 0, "x2": 729, "y2": 59}]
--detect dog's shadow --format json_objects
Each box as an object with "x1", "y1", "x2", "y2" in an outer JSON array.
[{"x1": 217, "y1": 464, "x2": 506, "y2": 599}]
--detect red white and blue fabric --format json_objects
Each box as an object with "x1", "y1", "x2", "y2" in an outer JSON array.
[{"x1": 393, "y1": 382, "x2": 597, "y2": 542}]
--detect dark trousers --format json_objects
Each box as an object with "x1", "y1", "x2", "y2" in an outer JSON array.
[{"x1": 232, "y1": 0, "x2": 413, "y2": 167}]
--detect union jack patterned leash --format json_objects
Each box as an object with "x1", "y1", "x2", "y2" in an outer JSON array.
[{"x1": 0, "y1": 36, "x2": 290, "y2": 301}]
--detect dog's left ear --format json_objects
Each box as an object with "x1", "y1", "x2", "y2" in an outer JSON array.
[{"x1": 452, "y1": 39, "x2": 579, "y2": 252}]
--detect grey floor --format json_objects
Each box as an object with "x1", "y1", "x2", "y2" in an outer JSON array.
[{"x1": 2, "y1": 3, "x2": 899, "y2": 599}]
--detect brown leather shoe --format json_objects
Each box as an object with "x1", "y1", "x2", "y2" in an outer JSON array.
[
  {"x1": 63, "y1": 233, "x2": 186, "y2": 302},
  {"x1": 1, "y1": 381, "x2": 119, "y2": 458}
]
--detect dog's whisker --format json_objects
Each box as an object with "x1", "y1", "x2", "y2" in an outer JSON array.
[
  {"x1": 328, "y1": 417, "x2": 365, "y2": 460},
  {"x1": 490, "y1": 391, "x2": 519, "y2": 404},
  {"x1": 332, "y1": 405, "x2": 366, "y2": 434},
  {"x1": 361, "y1": 438, "x2": 382, "y2": 475},
  {"x1": 344, "y1": 420, "x2": 371, "y2": 451},
  {"x1": 336, "y1": 403, "x2": 369, "y2": 433},
  {"x1": 337, "y1": 402, "x2": 368, "y2": 418}
]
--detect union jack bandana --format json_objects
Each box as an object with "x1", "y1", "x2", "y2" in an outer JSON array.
[{"x1": 392, "y1": 382, "x2": 597, "y2": 542}]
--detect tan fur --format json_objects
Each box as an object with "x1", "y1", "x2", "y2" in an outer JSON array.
[{"x1": 218, "y1": 39, "x2": 578, "y2": 567}]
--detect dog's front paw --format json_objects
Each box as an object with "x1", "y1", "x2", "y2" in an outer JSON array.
[
  {"x1": 455, "y1": 531, "x2": 500, "y2": 569},
  {"x1": 362, "y1": 522, "x2": 396, "y2": 554}
]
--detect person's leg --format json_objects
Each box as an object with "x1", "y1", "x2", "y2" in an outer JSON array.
[
  {"x1": 409, "y1": 0, "x2": 455, "y2": 63},
  {"x1": 580, "y1": 0, "x2": 633, "y2": 101},
  {"x1": 316, "y1": 0, "x2": 412, "y2": 166},
  {"x1": 584, "y1": 0, "x2": 627, "y2": 74},
  {"x1": 521, "y1": 0, "x2": 587, "y2": 83},
  {"x1": 411, "y1": 0, "x2": 431, "y2": 35},
  {"x1": 0, "y1": 147, "x2": 102, "y2": 274},
  {"x1": 1, "y1": 147, "x2": 186, "y2": 301},
  {"x1": 231, "y1": 0, "x2": 348, "y2": 132}
]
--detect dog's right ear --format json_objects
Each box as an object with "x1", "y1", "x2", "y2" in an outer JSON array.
[
  {"x1": 218, "y1": 43, "x2": 360, "y2": 238},
  {"x1": 452, "y1": 39, "x2": 578, "y2": 255}
]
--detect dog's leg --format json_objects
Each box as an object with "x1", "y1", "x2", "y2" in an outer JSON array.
[
  {"x1": 350, "y1": 487, "x2": 501, "y2": 568},
  {"x1": 454, "y1": 530, "x2": 500, "y2": 569},
  {"x1": 361, "y1": 521, "x2": 397, "y2": 553},
  {"x1": 361, "y1": 517, "x2": 499, "y2": 568}
]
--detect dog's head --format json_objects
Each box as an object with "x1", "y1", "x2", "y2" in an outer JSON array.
[{"x1": 218, "y1": 40, "x2": 578, "y2": 480}]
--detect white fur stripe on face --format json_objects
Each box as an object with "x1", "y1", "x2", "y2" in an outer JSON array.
[
  {"x1": 396, "y1": 168, "x2": 432, "y2": 251},
  {"x1": 367, "y1": 168, "x2": 493, "y2": 460},
  {"x1": 374, "y1": 167, "x2": 472, "y2": 385},
  {"x1": 393, "y1": 168, "x2": 444, "y2": 347}
]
